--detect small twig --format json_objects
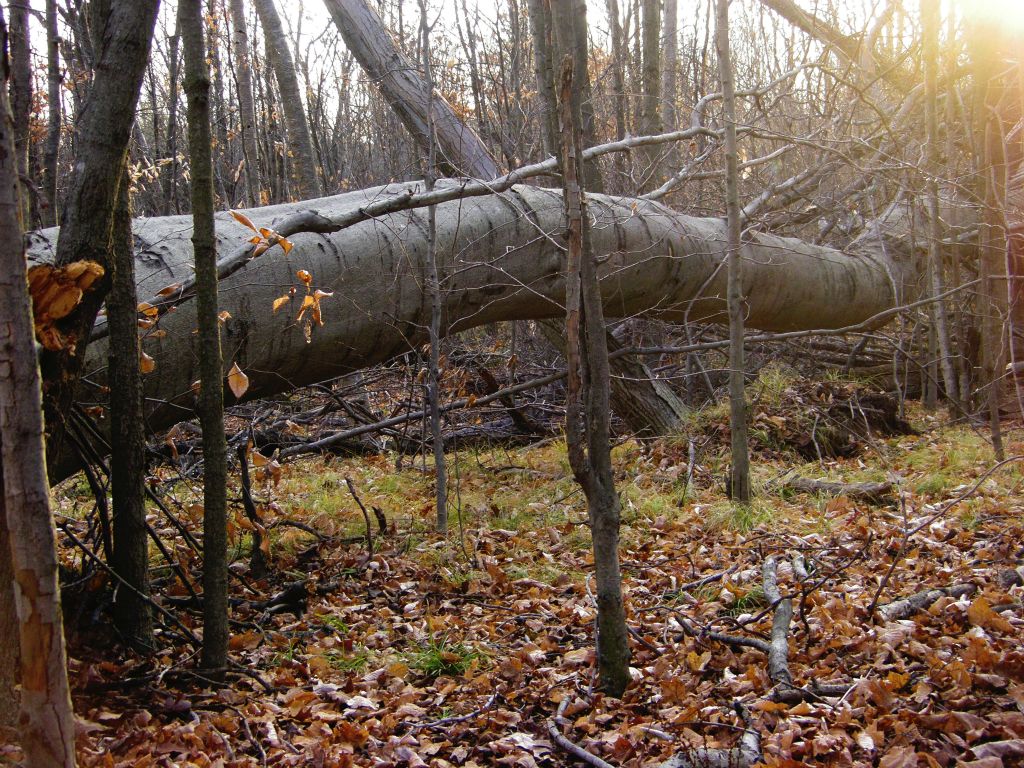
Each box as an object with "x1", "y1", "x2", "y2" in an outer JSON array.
[
  {"x1": 411, "y1": 691, "x2": 499, "y2": 731},
  {"x1": 877, "y1": 583, "x2": 977, "y2": 622},
  {"x1": 344, "y1": 476, "x2": 374, "y2": 558},
  {"x1": 762, "y1": 557, "x2": 794, "y2": 689},
  {"x1": 238, "y1": 439, "x2": 268, "y2": 578},
  {"x1": 547, "y1": 698, "x2": 617, "y2": 768},
  {"x1": 227, "y1": 705, "x2": 267, "y2": 768},
  {"x1": 59, "y1": 523, "x2": 201, "y2": 647}
]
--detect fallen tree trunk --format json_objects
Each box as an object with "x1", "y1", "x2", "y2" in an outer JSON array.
[{"x1": 27, "y1": 182, "x2": 916, "y2": 481}]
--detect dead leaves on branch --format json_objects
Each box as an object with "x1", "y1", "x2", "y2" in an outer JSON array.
[
  {"x1": 230, "y1": 209, "x2": 294, "y2": 258},
  {"x1": 272, "y1": 268, "x2": 333, "y2": 344},
  {"x1": 27, "y1": 259, "x2": 104, "y2": 350}
]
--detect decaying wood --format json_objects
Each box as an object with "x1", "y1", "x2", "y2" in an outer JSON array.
[
  {"x1": 877, "y1": 583, "x2": 977, "y2": 622},
  {"x1": 783, "y1": 476, "x2": 895, "y2": 503}
]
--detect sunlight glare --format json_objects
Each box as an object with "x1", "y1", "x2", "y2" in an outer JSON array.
[{"x1": 954, "y1": 0, "x2": 1024, "y2": 32}]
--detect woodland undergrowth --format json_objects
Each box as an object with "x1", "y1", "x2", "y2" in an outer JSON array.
[{"x1": 4, "y1": 380, "x2": 1024, "y2": 768}]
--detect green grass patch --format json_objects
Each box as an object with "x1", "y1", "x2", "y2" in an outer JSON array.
[{"x1": 407, "y1": 637, "x2": 486, "y2": 679}]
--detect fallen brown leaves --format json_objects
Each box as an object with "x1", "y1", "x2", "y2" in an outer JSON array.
[{"x1": 18, "y1": 411, "x2": 1024, "y2": 768}]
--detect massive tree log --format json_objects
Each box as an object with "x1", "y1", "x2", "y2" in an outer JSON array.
[{"x1": 27, "y1": 182, "x2": 915, "y2": 480}]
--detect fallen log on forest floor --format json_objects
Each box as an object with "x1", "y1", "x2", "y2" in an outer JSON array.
[
  {"x1": 782, "y1": 476, "x2": 895, "y2": 502},
  {"x1": 29, "y1": 181, "x2": 920, "y2": 480}
]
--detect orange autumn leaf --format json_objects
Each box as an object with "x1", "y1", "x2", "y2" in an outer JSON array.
[
  {"x1": 140, "y1": 351, "x2": 156, "y2": 374},
  {"x1": 227, "y1": 362, "x2": 250, "y2": 399},
  {"x1": 230, "y1": 209, "x2": 260, "y2": 232}
]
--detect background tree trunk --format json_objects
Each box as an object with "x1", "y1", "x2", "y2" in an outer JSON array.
[
  {"x1": 229, "y1": 0, "x2": 264, "y2": 206},
  {"x1": 323, "y1": 0, "x2": 498, "y2": 179},
  {"x1": 8, "y1": 0, "x2": 31, "y2": 220},
  {"x1": 661, "y1": 0, "x2": 679, "y2": 179},
  {"x1": 252, "y1": 0, "x2": 321, "y2": 199},
  {"x1": 640, "y1": 0, "x2": 662, "y2": 192},
  {"x1": 43, "y1": 0, "x2": 61, "y2": 226}
]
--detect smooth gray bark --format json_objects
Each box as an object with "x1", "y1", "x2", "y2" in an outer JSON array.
[
  {"x1": 252, "y1": 0, "x2": 322, "y2": 199},
  {"x1": 229, "y1": 0, "x2": 264, "y2": 206},
  {"x1": 323, "y1": 0, "x2": 498, "y2": 179},
  {"x1": 28, "y1": 181, "x2": 913, "y2": 482}
]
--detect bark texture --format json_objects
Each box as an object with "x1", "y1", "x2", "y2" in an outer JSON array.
[
  {"x1": 0, "y1": 7, "x2": 77, "y2": 760},
  {"x1": 38, "y1": 0, "x2": 160, "y2": 475},
  {"x1": 252, "y1": 0, "x2": 321, "y2": 200},
  {"x1": 323, "y1": 0, "x2": 498, "y2": 179},
  {"x1": 180, "y1": 0, "x2": 230, "y2": 675},
  {"x1": 28, "y1": 181, "x2": 915, "y2": 481}
]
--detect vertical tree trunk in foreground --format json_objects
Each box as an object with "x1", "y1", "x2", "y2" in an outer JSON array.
[
  {"x1": 419, "y1": 0, "x2": 448, "y2": 534},
  {"x1": 0, "y1": 9, "x2": 77, "y2": 763},
  {"x1": 252, "y1": 0, "x2": 321, "y2": 200},
  {"x1": 38, "y1": 0, "x2": 160, "y2": 478},
  {"x1": 180, "y1": 0, "x2": 230, "y2": 675},
  {"x1": 717, "y1": 0, "x2": 751, "y2": 503},
  {"x1": 229, "y1": 0, "x2": 264, "y2": 206},
  {"x1": 108, "y1": 173, "x2": 153, "y2": 651},
  {"x1": 557, "y1": 48, "x2": 631, "y2": 697}
]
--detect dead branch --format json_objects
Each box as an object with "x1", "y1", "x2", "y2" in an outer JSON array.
[
  {"x1": 877, "y1": 583, "x2": 977, "y2": 622},
  {"x1": 762, "y1": 556, "x2": 794, "y2": 689},
  {"x1": 657, "y1": 703, "x2": 760, "y2": 768},
  {"x1": 782, "y1": 476, "x2": 894, "y2": 503}
]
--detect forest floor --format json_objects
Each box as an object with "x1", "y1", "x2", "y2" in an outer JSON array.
[{"x1": 5, "y1": 373, "x2": 1024, "y2": 767}]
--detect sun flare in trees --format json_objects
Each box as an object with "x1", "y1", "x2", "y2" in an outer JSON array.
[{"x1": 954, "y1": 0, "x2": 1024, "y2": 30}]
